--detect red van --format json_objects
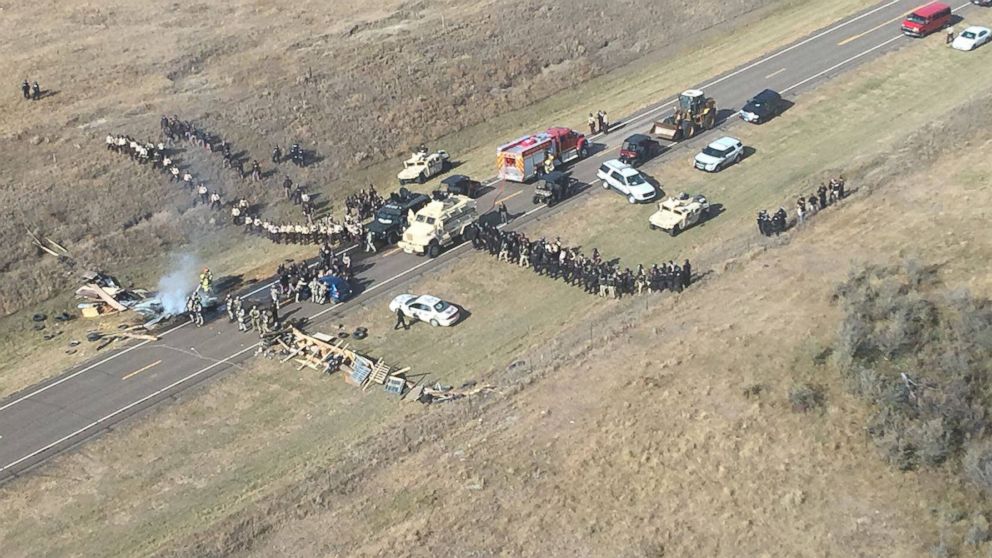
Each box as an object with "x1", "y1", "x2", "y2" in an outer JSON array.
[{"x1": 901, "y1": 2, "x2": 952, "y2": 37}]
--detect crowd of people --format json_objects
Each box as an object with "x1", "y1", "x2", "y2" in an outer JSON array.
[
  {"x1": 106, "y1": 132, "x2": 231, "y2": 214},
  {"x1": 272, "y1": 143, "x2": 307, "y2": 167},
  {"x1": 587, "y1": 110, "x2": 610, "y2": 134},
  {"x1": 161, "y1": 115, "x2": 263, "y2": 181},
  {"x1": 468, "y1": 223, "x2": 692, "y2": 298},
  {"x1": 756, "y1": 176, "x2": 846, "y2": 236},
  {"x1": 795, "y1": 176, "x2": 845, "y2": 225}
]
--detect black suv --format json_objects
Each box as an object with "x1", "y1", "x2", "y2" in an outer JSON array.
[
  {"x1": 368, "y1": 189, "x2": 430, "y2": 245},
  {"x1": 739, "y1": 89, "x2": 783, "y2": 124}
]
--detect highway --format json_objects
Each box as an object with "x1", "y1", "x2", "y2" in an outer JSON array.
[{"x1": 0, "y1": 0, "x2": 979, "y2": 482}]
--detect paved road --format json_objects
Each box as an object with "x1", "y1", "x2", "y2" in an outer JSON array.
[{"x1": 0, "y1": 0, "x2": 980, "y2": 482}]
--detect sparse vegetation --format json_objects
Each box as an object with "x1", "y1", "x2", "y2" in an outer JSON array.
[
  {"x1": 788, "y1": 383, "x2": 825, "y2": 413},
  {"x1": 835, "y1": 260, "x2": 992, "y2": 476}
]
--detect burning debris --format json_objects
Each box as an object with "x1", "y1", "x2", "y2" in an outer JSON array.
[{"x1": 74, "y1": 262, "x2": 218, "y2": 327}]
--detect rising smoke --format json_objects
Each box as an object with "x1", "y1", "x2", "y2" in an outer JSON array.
[{"x1": 157, "y1": 253, "x2": 200, "y2": 315}]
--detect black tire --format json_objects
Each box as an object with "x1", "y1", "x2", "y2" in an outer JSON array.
[
  {"x1": 649, "y1": 223, "x2": 658, "y2": 230},
  {"x1": 386, "y1": 230, "x2": 400, "y2": 245},
  {"x1": 417, "y1": 172, "x2": 426, "y2": 185},
  {"x1": 580, "y1": 145, "x2": 589, "y2": 158},
  {"x1": 427, "y1": 242, "x2": 441, "y2": 258},
  {"x1": 465, "y1": 226, "x2": 478, "y2": 241},
  {"x1": 735, "y1": 152, "x2": 742, "y2": 163},
  {"x1": 548, "y1": 198, "x2": 556, "y2": 208},
  {"x1": 532, "y1": 195, "x2": 540, "y2": 205},
  {"x1": 441, "y1": 160, "x2": 451, "y2": 172},
  {"x1": 669, "y1": 224, "x2": 680, "y2": 237}
]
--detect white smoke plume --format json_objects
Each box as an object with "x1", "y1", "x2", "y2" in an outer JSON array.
[{"x1": 156, "y1": 253, "x2": 200, "y2": 315}]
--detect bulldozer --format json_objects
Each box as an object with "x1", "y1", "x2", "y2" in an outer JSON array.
[{"x1": 651, "y1": 89, "x2": 717, "y2": 142}]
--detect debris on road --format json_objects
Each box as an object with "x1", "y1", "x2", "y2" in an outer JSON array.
[{"x1": 261, "y1": 325, "x2": 493, "y2": 405}]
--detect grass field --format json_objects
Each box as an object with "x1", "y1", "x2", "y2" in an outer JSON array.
[{"x1": 6, "y1": 7, "x2": 992, "y2": 555}]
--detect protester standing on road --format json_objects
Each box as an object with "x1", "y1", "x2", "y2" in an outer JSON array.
[{"x1": 498, "y1": 202, "x2": 510, "y2": 224}]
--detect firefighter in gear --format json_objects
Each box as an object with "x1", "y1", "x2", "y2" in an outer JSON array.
[
  {"x1": 249, "y1": 305, "x2": 262, "y2": 332},
  {"x1": 199, "y1": 268, "x2": 213, "y2": 293},
  {"x1": 225, "y1": 293, "x2": 236, "y2": 322},
  {"x1": 236, "y1": 305, "x2": 248, "y2": 332},
  {"x1": 543, "y1": 152, "x2": 555, "y2": 175},
  {"x1": 186, "y1": 295, "x2": 204, "y2": 327}
]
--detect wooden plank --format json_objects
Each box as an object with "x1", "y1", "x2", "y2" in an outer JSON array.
[{"x1": 84, "y1": 283, "x2": 128, "y2": 312}]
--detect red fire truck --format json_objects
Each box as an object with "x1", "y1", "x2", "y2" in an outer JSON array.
[{"x1": 496, "y1": 127, "x2": 589, "y2": 183}]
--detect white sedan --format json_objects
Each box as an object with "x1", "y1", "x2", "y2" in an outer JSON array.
[
  {"x1": 694, "y1": 136, "x2": 744, "y2": 172},
  {"x1": 388, "y1": 294, "x2": 460, "y2": 327},
  {"x1": 952, "y1": 26, "x2": 991, "y2": 51}
]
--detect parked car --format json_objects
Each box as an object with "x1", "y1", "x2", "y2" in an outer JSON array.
[
  {"x1": 973, "y1": 0, "x2": 992, "y2": 6},
  {"x1": 900, "y1": 2, "x2": 952, "y2": 38},
  {"x1": 649, "y1": 193, "x2": 711, "y2": 236},
  {"x1": 618, "y1": 133, "x2": 661, "y2": 166},
  {"x1": 739, "y1": 89, "x2": 783, "y2": 124},
  {"x1": 596, "y1": 159, "x2": 657, "y2": 204},
  {"x1": 388, "y1": 294, "x2": 460, "y2": 327},
  {"x1": 367, "y1": 189, "x2": 430, "y2": 245},
  {"x1": 952, "y1": 26, "x2": 992, "y2": 50},
  {"x1": 693, "y1": 136, "x2": 744, "y2": 172}
]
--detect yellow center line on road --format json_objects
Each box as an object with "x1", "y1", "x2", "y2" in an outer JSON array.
[
  {"x1": 122, "y1": 360, "x2": 161, "y2": 381},
  {"x1": 765, "y1": 67, "x2": 787, "y2": 79},
  {"x1": 495, "y1": 190, "x2": 523, "y2": 205},
  {"x1": 838, "y1": 12, "x2": 908, "y2": 46}
]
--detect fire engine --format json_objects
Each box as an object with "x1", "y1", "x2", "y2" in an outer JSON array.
[{"x1": 496, "y1": 127, "x2": 589, "y2": 182}]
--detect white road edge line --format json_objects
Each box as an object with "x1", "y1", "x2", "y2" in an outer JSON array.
[
  {"x1": 781, "y1": 1, "x2": 973, "y2": 94},
  {"x1": 0, "y1": 343, "x2": 259, "y2": 475},
  {"x1": 612, "y1": 0, "x2": 906, "y2": 129},
  {"x1": 0, "y1": 243, "x2": 472, "y2": 474},
  {"x1": 0, "y1": 0, "x2": 952, "y2": 468}
]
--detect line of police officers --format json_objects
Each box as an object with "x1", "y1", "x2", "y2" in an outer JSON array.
[{"x1": 469, "y1": 222, "x2": 691, "y2": 298}]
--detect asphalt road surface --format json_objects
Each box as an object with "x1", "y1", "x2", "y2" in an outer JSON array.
[{"x1": 0, "y1": 0, "x2": 980, "y2": 482}]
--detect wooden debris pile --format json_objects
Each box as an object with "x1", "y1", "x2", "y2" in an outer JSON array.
[
  {"x1": 264, "y1": 326, "x2": 496, "y2": 404},
  {"x1": 74, "y1": 270, "x2": 151, "y2": 319}
]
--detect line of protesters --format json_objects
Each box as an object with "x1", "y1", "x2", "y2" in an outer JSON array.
[
  {"x1": 468, "y1": 223, "x2": 691, "y2": 297},
  {"x1": 757, "y1": 176, "x2": 846, "y2": 237},
  {"x1": 161, "y1": 115, "x2": 263, "y2": 182}
]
